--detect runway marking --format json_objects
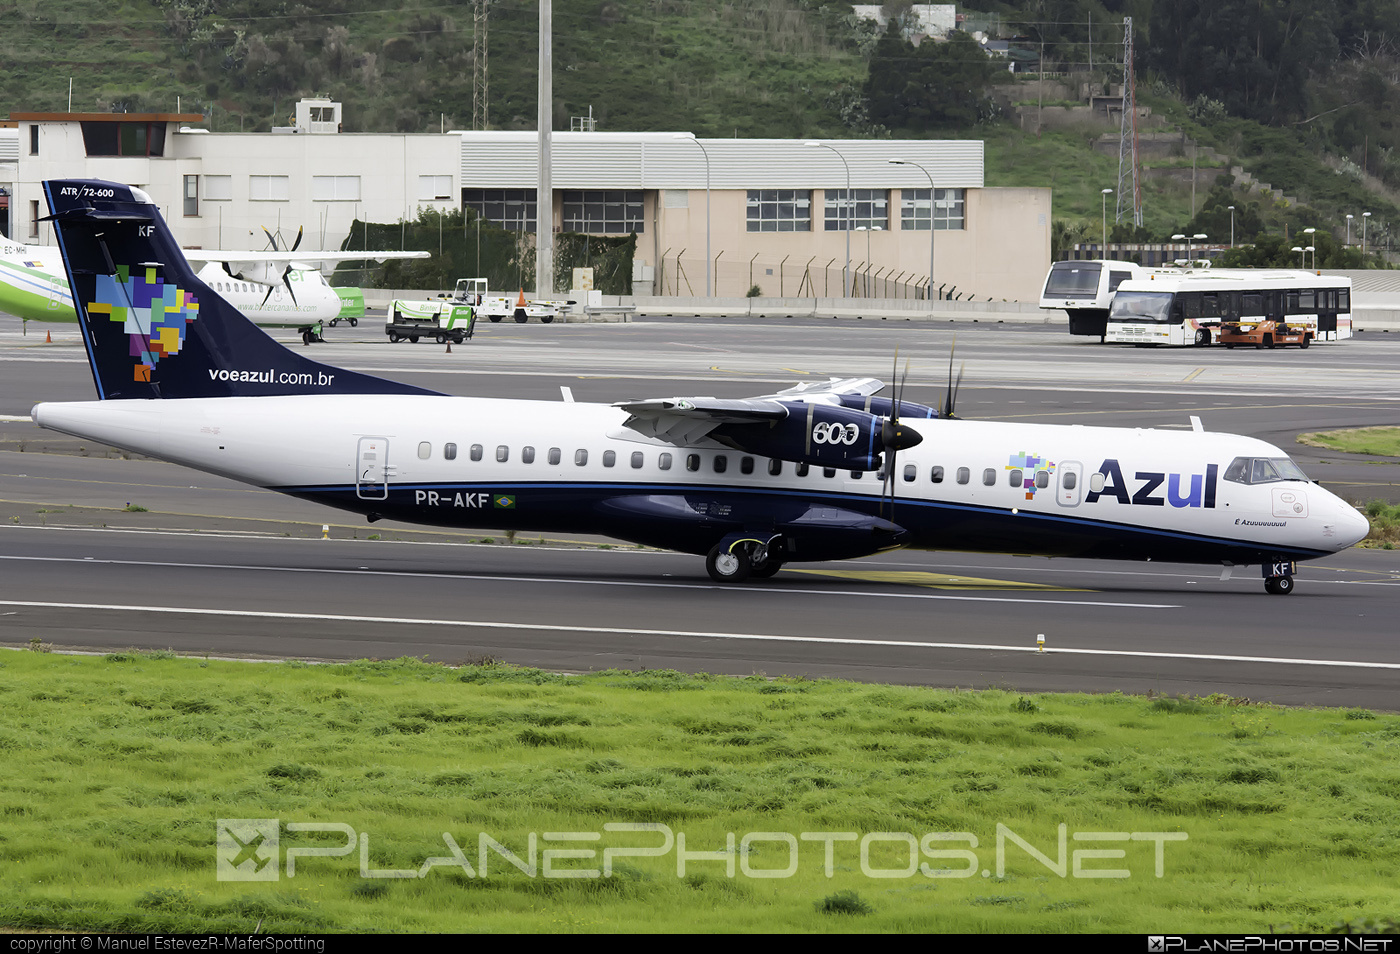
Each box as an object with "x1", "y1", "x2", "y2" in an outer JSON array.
[
  {"x1": 1182, "y1": 368, "x2": 1206, "y2": 383},
  {"x1": 792, "y1": 568, "x2": 1083, "y2": 591},
  {"x1": 0, "y1": 553, "x2": 1170, "y2": 608},
  {"x1": 1, "y1": 599, "x2": 1396, "y2": 671}
]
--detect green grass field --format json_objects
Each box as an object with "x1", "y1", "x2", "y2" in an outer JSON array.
[
  {"x1": 1299, "y1": 428, "x2": 1400, "y2": 459},
  {"x1": 1, "y1": 650, "x2": 1398, "y2": 933}
]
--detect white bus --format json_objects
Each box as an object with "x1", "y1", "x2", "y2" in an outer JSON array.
[
  {"x1": 1104, "y1": 270, "x2": 1354, "y2": 347},
  {"x1": 1039, "y1": 260, "x2": 1148, "y2": 339}
]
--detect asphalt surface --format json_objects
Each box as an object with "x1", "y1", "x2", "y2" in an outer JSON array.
[{"x1": 2, "y1": 310, "x2": 1398, "y2": 708}]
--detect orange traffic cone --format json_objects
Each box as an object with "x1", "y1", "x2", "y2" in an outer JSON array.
[
  {"x1": 45, "y1": 331, "x2": 51, "y2": 343},
  {"x1": 445, "y1": 341, "x2": 452, "y2": 354},
  {"x1": 517, "y1": 288, "x2": 527, "y2": 307}
]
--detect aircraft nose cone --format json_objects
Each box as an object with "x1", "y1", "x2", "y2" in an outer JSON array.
[
  {"x1": 881, "y1": 420, "x2": 923, "y2": 451},
  {"x1": 1338, "y1": 504, "x2": 1371, "y2": 549}
]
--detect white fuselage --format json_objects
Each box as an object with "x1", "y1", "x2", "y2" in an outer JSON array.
[{"x1": 30, "y1": 394, "x2": 1371, "y2": 564}]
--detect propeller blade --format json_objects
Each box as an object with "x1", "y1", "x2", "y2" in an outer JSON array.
[
  {"x1": 290, "y1": 226, "x2": 303, "y2": 253},
  {"x1": 282, "y1": 266, "x2": 298, "y2": 305},
  {"x1": 262, "y1": 227, "x2": 278, "y2": 252}
]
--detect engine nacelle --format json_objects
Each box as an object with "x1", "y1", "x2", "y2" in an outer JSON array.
[
  {"x1": 834, "y1": 394, "x2": 939, "y2": 420},
  {"x1": 712, "y1": 401, "x2": 919, "y2": 471}
]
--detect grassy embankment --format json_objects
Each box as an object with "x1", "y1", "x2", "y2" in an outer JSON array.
[
  {"x1": 1, "y1": 651, "x2": 1398, "y2": 933},
  {"x1": 1298, "y1": 428, "x2": 1400, "y2": 547}
]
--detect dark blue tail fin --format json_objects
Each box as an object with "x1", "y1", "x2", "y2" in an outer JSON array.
[{"x1": 43, "y1": 178, "x2": 438, "y2": 400}]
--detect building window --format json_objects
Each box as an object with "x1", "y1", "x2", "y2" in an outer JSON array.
[
  {"x1": 183, "y1": 176, "x2": 199, "y2": 217},
  {"x1": 28, "y1": 200, "x2": 39, "y2": 238},
  {"x1": 205, "y1": 176, "x2": 232, "y2": 201},
  {"x1": 78, "y1": 121, "x2": 166, "y2": 157},
  {"x1": 824, "y1": 189, "x2": 887, "y2": 231},
  {"x1": 463, "y1": 189, "x2": 536, "y2": 232},
  {"x1": 311, "y1": 176, "x2": 360, "y2": 201},
  {"x1": 29, "y1": 125, "x2": 38, "y2": 156},
  {"x1": 419, "y1": 175, "x2": 453, "y2": 201},
  {"x1": 250, "y1": 176, "x2": 290, "y2": 201},
  {"x1": 900, "y1": 188, "x2": 965, "y2": 231},
  {"x1": 746, "y1": 189, "x2": 811, "y2": 232},
  {"x1": 562, "y1": 190, "x2": 644, "y2": 234}
]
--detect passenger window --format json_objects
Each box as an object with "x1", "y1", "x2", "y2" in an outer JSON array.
[
  {"x1": 768, "y1": 459, "x2": 783, "y2": 476},
  {"x1": 1008, "y1": 468, "x2": 1022, "y2": 487},
  {"x1": 931, "y1": 466, "x2": 944, "y2": 483},
  {"x1": 796, "y1": 463, "x2": 810, "y2": 477},
  {"x1": 740, "y1": 456, "x2": 754, "y2": 475},
  {"x1": 602, "y1": 450, "x2": 616, "y2": 467},
  {"x1": 444, "y1": 443, "x2": 457, "y2": 461},
  {"x1": 714, "y1": 455, "x2": 727, "y2": 474},
  {"x1": 903, "y1": 463, "x2": 916, "y2": 483},
  {"x1": 631, "y1": 451, "x2": 644, "y2": 469},
  {"x1": 686, "y1": 454, "x2": 700, "y2": 472},
  {"x1": 850, "y1": 470, "x2": 862, "y2": 479},
  {"x1": 956, "y1": 467, "x2": 970, "y2": 485},
  {"x1": 1062, "y1": 471, "x2": 1077, "y2": 490},
  {"x1": 983, "y1": 468, "x2": 996, "y2": 486},
  {"x1": 470, "y1": 444, "x2": 483, "y2": 462},
  {"x1": 418, "y1": 442, "x2": 431, "y2": 460},
  {"x1": 1089, "y1": 472, "x2": 1106, "y2": 493},
  {"x1": 522, "y1": 446, "x2": 535, "y2": 464},
  {"x1": 1035, "y1": 470, "x2": 1049, "y2": 489},
  {"x1": 548, "y1": 447, "x2": 561, "y2": 465},
  {"x1": 575, "y1": 449, "x2": 588, "y2": 466},
  {"x1": 823, "y1": 467, "x2": 836, "y2": 478},
  {"x1": 496, "y1": 445, "x2": 509, "y2": 463},
  {"x1": 659, "y1": 452, "x2": 672, "y2": 470}
]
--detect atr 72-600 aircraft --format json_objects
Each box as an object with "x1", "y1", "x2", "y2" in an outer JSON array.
[
  {"x1": 0, "y1": 227, "x2": 426, "y2": 328},
  {"x1": 31, "y1": 179, "x2": 1370, "y2": 593}
]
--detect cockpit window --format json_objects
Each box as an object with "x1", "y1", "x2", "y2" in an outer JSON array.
[{"x1": 1223, "y1": 456, "x2": 1310, "y2": 485}]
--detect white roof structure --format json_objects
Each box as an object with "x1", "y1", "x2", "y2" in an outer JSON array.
[{"x1": 456, "y1": 131, "x2": 984, "y2": 190}]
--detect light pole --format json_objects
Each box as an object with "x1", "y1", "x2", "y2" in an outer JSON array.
[
  {"x1": 855, "y1": 225, "x2": 883, "y2": 296},
  {"x1": 1192, "y1": 233, "x2": 1206, "y2": 265},
  {"x1": 1346, "y1": 213, "x2": 1353, "y2": 246},
  {"x1": 1292, "y1": 245, "x2": 1304, "y2": 268},
  {"x1": 1363, "y1": 211, "x2": 1372, "y2": 256},
  {"x1": 673, "y1": 133, "x2": 711, "y2": 297},
  {"x1": 1228, "y1": 206, "x2": 1235, "y2": 248},
  {"x1": 808, "y1": 141, "x2": 851, "y2": 296},
  {"x1": 1303, "y1": 228, "x2": 1316, "y2": 270},
  {"x1": 889, "y1": 158, "x2": 936, "y2": 305},
  {"x1": 1101, "y1": 188, "x2": 1113, "y2": 252}
]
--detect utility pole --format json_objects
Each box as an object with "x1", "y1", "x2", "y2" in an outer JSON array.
[
  {"x1": 472, "y1": 0, "x2": 489, "y2": 130},
  {"x1": 536, "y1": 0, "x2": 553, "y2": 298}
]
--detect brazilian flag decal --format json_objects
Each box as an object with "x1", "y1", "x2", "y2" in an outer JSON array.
[{"x1": 493, "y1": 494, "x2": 516, "y2": 509}]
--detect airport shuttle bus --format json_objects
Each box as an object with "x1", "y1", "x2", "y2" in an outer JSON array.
[
  {"x1": 1104, "y1": 270, "x2": 1354, "y2": 347},
  {"x1": 1039, "y1": 260, "x2": 1147, "y2": 338}
]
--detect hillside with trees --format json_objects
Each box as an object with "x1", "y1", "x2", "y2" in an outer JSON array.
[{"x1": 4, "y1": 0, "x2": 1398, "y2": 259}]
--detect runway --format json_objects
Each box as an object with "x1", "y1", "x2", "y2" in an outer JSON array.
[{"x1": 2, "y1": 312, "x2": 1398, "y2": 707}]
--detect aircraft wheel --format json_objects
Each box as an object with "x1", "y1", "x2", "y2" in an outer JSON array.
[
  {"x1": 301, "y1": 330, "x2": 312, "y2": 345},
  {"x1": 749, "y1": 560, "x2": 783, "y2": 579},
  {"x1": 409, "y1": 335, "x2": 419, "y2": 344},
  {"x1": 514, "y1": 309, "x2": 529, "y2": 323},
  {"x1": 349, "y1": 317, "x2": 359, "y2": 327},
  {"x1": 706, "y1": 544, "x2": 751, "y2": 584},
  {"x1": 388, "y1": 332, "x2": 400, "y2": 343},
  {"x1": 489, "y1": 315, "x2": 502, "y2": 323},
  {"x1": 436, "y1": 333, "x2": 447, "y2": 344},
  {"x1": 541, "y1": 314, "x2": 554, "y2": 324},
  {"x1": 1264, "y1": 576, "x2": 1295, "y2": 595},
  {"x1": 1194, "y1": 328, "x2": 1211, "y2": 347},
  {"x1": 329, "y1": 319, "x2": 339, "y2": 328}
]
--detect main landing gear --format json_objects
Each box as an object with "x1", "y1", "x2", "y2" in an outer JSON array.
[{"x1": 706, "y1": 536, "x2": 784, "y2": 583}]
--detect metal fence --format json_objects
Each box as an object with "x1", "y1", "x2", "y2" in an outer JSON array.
[{"x1": 654, "y1": 250, "x2": 965, "y2": 301}]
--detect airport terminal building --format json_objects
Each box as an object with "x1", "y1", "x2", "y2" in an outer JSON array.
[{"x1": 2, "y1": 100, "x2": 1051, "y2": 301}]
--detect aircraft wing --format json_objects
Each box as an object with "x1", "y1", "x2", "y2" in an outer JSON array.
[
  {"x1": 613, "y1": 378, "x2": 887, "y2": 445},
  {"x1": 183, "y1": 249, "x2": 428, "y2": 272}
]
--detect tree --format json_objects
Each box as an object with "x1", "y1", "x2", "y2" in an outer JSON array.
[{"x1": 864, "y1": 26, "x2": 996, "y2": 131}]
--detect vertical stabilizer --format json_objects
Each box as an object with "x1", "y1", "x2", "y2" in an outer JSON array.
[{"x1": 43, "y1": 179, "x2": 438, "y2": 400}]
